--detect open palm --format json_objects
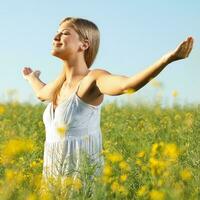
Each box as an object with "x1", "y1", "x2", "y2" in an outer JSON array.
[
  {"x1": 170, "y1": 36, "x2": 194, "y2": 61},
  {"x1": 22, "y1": 67, "x2": 41, "y2": 80}
]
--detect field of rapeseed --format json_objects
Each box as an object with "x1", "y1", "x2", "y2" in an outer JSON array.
[{"x1": 0, "y1": 95, "x2": 199, "y2": 199}]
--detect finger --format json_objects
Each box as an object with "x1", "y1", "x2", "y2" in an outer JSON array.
[
  {"x1": 175, "y1": 40, "x2": 186, "y2": 52},
  {"x1": 187, "y1": 36, "x2": 194, "y2": 41},
  {"x1": 22, "y1": 67, "x2": 27, "y2": 72},
  {"x1": 180, "y1": 40, "x2": 188, "y2": 49},
  {"x1": 184, "y1": 40, "x2": 190, "y2": 51},
  {"x1": 35, "y1": 71, "x2": 41, "y2": 77},
  {"x1": 185, "y1": 45, "x2": 193, "y2": 57},
  {"x1": 181, "y1": 38, "x2": 191, "y2": 53},
  {"x1": 186, "y1": 38, "x2": 193, "y2": 52},
  {"x1": 23, "y1": 67, "x2": 30, "y2": 73},
  {"x1": 186, "y1": 37, "x2": 194, "y2": 48},
  {"x1": 24, "y1": 69, "x2": 29, "y2": 75},
  {"x1": 24, "y1": 68, "x2": 31, "y2": 75},
  {"x1": 28, "y1": 67, "x2": 33, "y2": 73},
  {"x1": 186, "y1": 39, "x2": 194, "y2": 57}
]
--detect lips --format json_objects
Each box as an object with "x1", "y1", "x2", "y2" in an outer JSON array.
[{"x1": 53, "y1": 42, "x2": 63, "y2": 47}]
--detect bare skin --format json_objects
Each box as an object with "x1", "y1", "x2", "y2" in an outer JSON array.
[
  {"x1": 22, "y1": 20, "x2": 104, "y2": 109},
  {"x1": 22, "y1": 24, "x2": 194, "y2": 109}
]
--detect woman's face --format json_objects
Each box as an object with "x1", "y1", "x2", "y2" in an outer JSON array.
[{"x1": 51, "y1": 21, "x2": 84, "y2": 59}]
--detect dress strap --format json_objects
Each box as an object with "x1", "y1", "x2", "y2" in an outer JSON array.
[
  {"x1": 75, "y1": 78, "x2": 83, "y2": 94},
  {"x1": 75, "y1": 71, "x2": 90, "y2": 94}
]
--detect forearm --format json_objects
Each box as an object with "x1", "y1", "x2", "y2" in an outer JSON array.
[
  {"x1": 27, "y1": 75, "x2": 46, "y2": 97},
  {"x1": 124, "y1": 54, "x2": 173, "y2": 92},
  {"x1": 27, "y1": 67, "x2": 66, "y2": 100}
]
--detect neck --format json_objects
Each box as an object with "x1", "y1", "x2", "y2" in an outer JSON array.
[{"x1": 62, "y1": 58, "x2": 90, "y2": 82}]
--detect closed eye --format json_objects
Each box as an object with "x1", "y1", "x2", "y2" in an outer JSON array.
[
  {"x1": 63, "y1": 32, "x2": 70, "y2": 35},
  {"x1": 56, "y1": 31, "x2": 70, "y2": 35}
]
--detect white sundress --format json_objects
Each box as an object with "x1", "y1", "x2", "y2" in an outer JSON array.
[{"x1": 41, "y1": 78, "x2": 105, "y2": 187}]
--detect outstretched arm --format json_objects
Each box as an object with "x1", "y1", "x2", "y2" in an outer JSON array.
[
  {"x1": 96, "y1": 36, "x2": 194, "y2": 95},
  {"x1": 22, "y1": 67, "x2": 66, "y2": 101}
]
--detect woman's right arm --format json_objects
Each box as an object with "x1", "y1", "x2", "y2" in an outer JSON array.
[{"x1": 22, "y1": 67, "x2": 66, "y2": 101}]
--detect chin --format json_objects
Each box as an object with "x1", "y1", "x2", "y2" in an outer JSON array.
[
  {"x1": 51, "y1": 50, "x2": 60, "y2": 57},
  {"x1": 51, "y1": 50, "x2": 66, "y2": 60}
]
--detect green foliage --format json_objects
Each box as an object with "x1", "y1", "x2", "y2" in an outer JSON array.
[{"x1": 0, "y1": 101, "x2": 199, "y2": 199}]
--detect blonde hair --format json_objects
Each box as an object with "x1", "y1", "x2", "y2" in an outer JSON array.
[{"x1": 52, "y1": 17, "x2": 100, "y2": 107}]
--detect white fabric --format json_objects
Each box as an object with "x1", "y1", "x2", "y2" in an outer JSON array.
[{"x1": 42, "y1": 78, "x2": 104, "y2": 183}]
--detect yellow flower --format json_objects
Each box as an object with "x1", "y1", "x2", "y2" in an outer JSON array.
[
  {"x1": 118, "y1": 185, "x2": 128, "y2": 196},
  {"x1": 101, "y1": 175, "x2": 112, "y2": 184},
  {"x1": 163, "y1": 143, "x2": 179, "y2": 161},
  {"x1": 136, "y1": 185, "x2": 148, "y2": 197},
  {"x1": 149, "y1": 158, "x2": 167, "y2": 176},
  {"x1": 135, "y1": 159, "x2": 142, "y2": 166},
  {"x1": 111, "y1": 181, "x2": 127, "y2": 194},
  {"x1": 16, "y1": 171, "x2": 25, "y2": 183},
  {"x1": 39, "y1": 186, "x2": 53, "y2": 200},
  {"x1": 39, "y1": 158, "x2": 43, "y2": 164},
  {"x1": 103, "y1": 164, "x2": 112, "y2": 176},
  {"x1": 180, "y1": 168, "x2": 192, "y2": 181},
  {"x1": 149, "y1": 189, "x2": 165, "y2": 200},
  {"x1": 101, "y1": 149, "x2": 109, "y2": 155},
  {"x1": 30, "y1": 161, "x2": 37, "y2": 168},
  {"x1": 158, "y1": 141, "x2": 164, "y2": 147},
  {"x1": 0, "y1": 105, "x2": 5, "y2": 114},
  {"x1": 2, "y1": 139, "x2": 35, "y2": 160},
  {"x1": 72, "y1": 178, "x2": 82, "y2": 190},
  {"x1": 5, "y1": 169, "x2": 24, "y2": 183},
  {"x1": 119, "y1": 161, "x2": 131, "y2": 171},
  {"x1": 63, "y1": 176, "x2": 74, "y2": 186},
  {"x1": 111, "y1": 181, "x2": 119, "y2": 192},
  {"x1": 136, "y1": 151, "x2": 145, "y2": 158},
  {"x1": 32, "y1": 174, "x2": 42, "y2": 189},
  {"x1": 56, "y1": 121, "x2": 69, "y2": 137},
  {"x1": 150, "y1": 143, "x2": 159, "y2": 157},
  {"x1": 172, "y1": 90, "x2": 179, "y2": 97},
  {"x1": 120, "y1": 174, "x2": 128, "y2": 182},
  {"x1": 5, "y1": 169, "x2": 15, "y2": 181},
  {"x1": 107, "y1": 152, "x2": 123, "y2": 163},
  {"x1": 26, "y1": 193, "x2": 37, "y2": 200},
  {"x1": 123, "y1": 88, "x2": 135, "y2": 94}
]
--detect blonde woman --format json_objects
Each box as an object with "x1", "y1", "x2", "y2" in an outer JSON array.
[{"x1": 22, "y1": 17, "x2": 194, "y2": 187}]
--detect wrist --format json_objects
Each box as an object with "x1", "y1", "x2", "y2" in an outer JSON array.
[
  {"x1": 27, "y1": 73, "x2": 37, "y2": 83},
  {"x1": 162, "y1": 52, "x2": 175, "y2": 64}
]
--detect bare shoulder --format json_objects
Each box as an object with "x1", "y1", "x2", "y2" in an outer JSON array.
[
  {"x1": 80, "y1": 68, "x2": 109, "y2": 98},
  {"x1": 88, "y1": 68, "x2": 111, "y2": 80}
]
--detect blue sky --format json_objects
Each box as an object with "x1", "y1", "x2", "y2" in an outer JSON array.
[{"x1": 0, "y1": 0, "x2": 199, "y2": 107}]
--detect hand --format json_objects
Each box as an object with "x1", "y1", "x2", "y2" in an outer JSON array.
[
  {"x1": 166, "y1": 36, "x2": 194, "y2": 62},
  {"x1": 22, "y1": 67, "x2": 41, "y2": 81}
]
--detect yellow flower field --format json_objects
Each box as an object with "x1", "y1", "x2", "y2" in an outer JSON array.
[{"x1": 0, "y1": 101, "x2": 199, "y2": 199}]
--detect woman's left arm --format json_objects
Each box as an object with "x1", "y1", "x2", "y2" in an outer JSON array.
[{"x1": 96, "y1": 36, "x2": 194, "y2": 95}]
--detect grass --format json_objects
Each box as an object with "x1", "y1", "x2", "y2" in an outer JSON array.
[{"x1": 0, "y1": 99, "x2": 199, "y2": 200}]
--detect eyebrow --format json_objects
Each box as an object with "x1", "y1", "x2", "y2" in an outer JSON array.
[{"x1": 58, "y1": 28, "x2": 71, "y2": 32}]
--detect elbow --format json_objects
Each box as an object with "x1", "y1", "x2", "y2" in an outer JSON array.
[
  {"x1": 122, "y1": 78, "x2": 139, "y2": 94},
  {"x1": 36, "y1": 90, "x2": 52, "y2": 102},
  {"x1": 37, "y1": 95, "x2": 47, "y2": 102},
  {"x1": 36, "y1": 93, "x2": 44, "y2": 101},
  {"x1": 122, "y1": 78, "x2": 130, "y2": 92},
  {"x1": 36, "y1": 91, "x2": 45, "y2": 101},
  {"x1": 36, "y1": 90, "x2": 42, "y2": 99}
]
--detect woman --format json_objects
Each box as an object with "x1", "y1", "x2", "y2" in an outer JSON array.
[{"x1": 22, "y1": 17, "x2": 194, "y2": 188}]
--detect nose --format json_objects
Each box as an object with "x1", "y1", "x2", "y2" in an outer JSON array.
[{"x1": 54, "y1": 32, "x2": 62, "y2": 41}]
